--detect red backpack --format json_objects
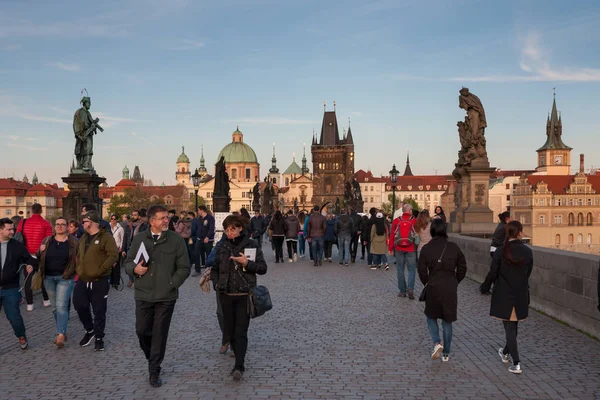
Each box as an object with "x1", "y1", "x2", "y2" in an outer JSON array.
[{"x1": 394, "y1": 217, "x2": 416, "y2": 248}]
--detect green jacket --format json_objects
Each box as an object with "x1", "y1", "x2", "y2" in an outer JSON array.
[
  {"x1": 76, "y1": 229, "x2": 118, "y2": 282},
  {"x1": 125, "y1": 229, "x2": 190, "y2": 302}
]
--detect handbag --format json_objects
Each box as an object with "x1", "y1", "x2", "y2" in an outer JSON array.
[
  {"x1": 419, "y1": 242, "x2": 448, "y2": 302},
  {"x1": 198, "y1": 267, "x2": 212, "y2": 293},
  {"x1": 31, "y1": 270, "x2": 43, "y2": 291},
  {"x1": 235, "y1": 264, "x2": 272, "y2": 318}
]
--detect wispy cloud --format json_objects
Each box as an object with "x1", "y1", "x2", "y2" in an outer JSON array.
[
  {"x1": 166, "y1": 39, "x2": 205, "y2": 51},
  {"x1": 46, "y1": 61, "x2": 80, "y2": 72},
  {"x1": 448, "y1": 32, "x2": 600, "y2": 83},
  {"x1": 0, "y1": 135, "x2": 44, "y2": 151},
  {"x1": 233, "y1": 117, "x2": 316, "y2": 125}
]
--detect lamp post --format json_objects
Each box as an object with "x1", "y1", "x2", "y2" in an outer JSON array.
[
  {"x1": 192, "y1": 168, "x2": 201, "y2": 212},
  {"x1": 389, "y1": 164, "x2": 399, "y2": 219},
  {"x1": 248, "y1": 190, "x2": 253, "y2": 211}
]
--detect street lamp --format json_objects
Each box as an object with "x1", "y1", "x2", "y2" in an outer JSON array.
[
  {"x1": 248, "y1": 190, "x2": 253, "y2": 211},
  {"x1": 389, "y1": 164, "x2": 399, "y2": 219},
  {"x1": 192, "y1": 168, "x2": 201, "y2": 212}
]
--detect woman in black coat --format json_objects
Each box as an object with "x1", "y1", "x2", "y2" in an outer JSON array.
[
  {"x1": 481, "y1": 220, "x2": 533, "y2": 375},
  {"x1": 417, "y1": 220, "x2": 467, "y2": 362},
  {"x1": 210, "y1": 215, "x2": 267, "y2": 381}
]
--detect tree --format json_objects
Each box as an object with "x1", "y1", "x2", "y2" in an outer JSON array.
[
  {"x1": 381, "y1": 195, "x2": 421, "y2": 216},
  {"x1": 187, "y1": 195, "x2": 206, "y2": 212},
  {"x1": 123, "y1": 186, "x2": 152, "y2": 211},
  {"x1": 107, "y1": 194, "x2": 130, "y2": 217}
]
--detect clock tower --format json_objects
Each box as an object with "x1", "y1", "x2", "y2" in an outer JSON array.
[{"x1": 535, "y1": 92, "x2": 572, "y2": 176}]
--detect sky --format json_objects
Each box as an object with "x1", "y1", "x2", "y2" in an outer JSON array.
[{"x1": 1, "y1": 0, "x2": 600, "y2": 186}]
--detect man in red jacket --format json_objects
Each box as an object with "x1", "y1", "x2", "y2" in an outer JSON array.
[
  {"x1": 17, "y1": 203, "x2": 52, "y2": 311},
  {"x1": 388, "y1": 203, "x2": 418, "y2": 299}
]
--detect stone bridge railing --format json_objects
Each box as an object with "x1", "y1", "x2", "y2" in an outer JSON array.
[{"x1": 449, "y1": 234, "x2": 600, "y2": 339}]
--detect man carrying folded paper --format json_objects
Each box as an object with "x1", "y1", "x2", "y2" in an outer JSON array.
[{"x1": 125, "y1": 204, "x2": 191, "y2": 388}]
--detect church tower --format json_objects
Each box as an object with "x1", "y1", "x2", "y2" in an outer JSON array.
[
  {"x1": 198, "y1": 145, "x2": 208, "y2": 179},
  {"x1": 268, "y1": 143, "x2": 280, "y2": 185},
  {"x1": 122, "y1": 165, "x2": 130, "y2": 180},
  {"x1": 311, "y1": 102, "x2": 355, "y2": 205},
  {"x1": 535, "y1": 92, "x2": 572, "y2": 175},
  {"x1": 176, "y1": 146, "x2": 191, "y2": 185}
]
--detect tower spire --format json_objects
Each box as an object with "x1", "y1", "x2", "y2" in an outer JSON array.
[
  {"x1": 269, "y1": 142, "x2": 279, "y2": 173},
  {"x1": 302, "y1": 142, "x2": 309, "y2": 175},
  {"x1": 199, "y1": 145, "x2": 206, "y2": 173},
  {"x1": 403, "y1": 151, "x2": 414, "y2": 176}
]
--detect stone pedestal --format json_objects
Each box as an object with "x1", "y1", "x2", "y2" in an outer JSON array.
[
  {"x1": 212, "y1": 195, "x2": 231, "y2": 213},
  {"x1": 62, "y1": 173, "x2": 106, "y2": 221},
  {"x1": 450, "y1": 159, "x2": 496, "y2": 234}
]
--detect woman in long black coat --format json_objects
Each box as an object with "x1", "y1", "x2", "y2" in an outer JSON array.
[
  {"x1": 417, "y1": 220, "x2": 467, "y2": 362},
  {"x1": 481, "y1": 220, "x2": 533, "y2": 374}
]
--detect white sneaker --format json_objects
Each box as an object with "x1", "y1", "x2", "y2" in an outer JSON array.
[
  {"x1": 431, "y1": 343, "x2": 444, "y2": 360},
  {"x1": 508, "y1": 363, "x2": 522, "y2": 374},
  {"x1": 288, "y1": 259, "x2": 292, "y2": 263},
  {"x1": 442, "y1": 354, "x2": 449, "y2": 362},
  {"x1": 293, "y1": 253, "x2": 297, "y2": 262},
  {"x1": 498, "y1": 348, "x2": 509, "y2": 363},
  {"x1": 26, "y1": 304, "x2": 34, "y2": 312},
  {"x1": 43, "y1": 300, "x2": 51, "y2": 307}
]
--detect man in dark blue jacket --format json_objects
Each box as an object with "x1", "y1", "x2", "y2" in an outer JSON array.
[
  {"x1": 0, "y1": 218, "x2": 38, "y2": 350},
  {"x1": 194, "y1": 206, "x2": 215, "y2": 276}
]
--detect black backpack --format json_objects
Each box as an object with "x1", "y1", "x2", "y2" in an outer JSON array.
[{"x1": 14, "y1": 219, "x2": 27, "y2": 244}]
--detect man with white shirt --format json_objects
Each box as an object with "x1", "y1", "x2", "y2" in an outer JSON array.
[{"x1": 125, "y1": 204, "x2": 190, "y2": 388}]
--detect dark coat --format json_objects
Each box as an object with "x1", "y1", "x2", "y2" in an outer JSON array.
[
  {"x1": 324, "y1": 219, "x2": 337, "y2": 242},
  {"x1": 417, "y1": 237, "x2": 467, "y2": 322},
  {"x1": 488, "y1": 240, "x2": 533, "y2": 321},
  {"x1": 491, "y1": 222, "x2": 507, "y2": 248},
  {"x1": 210, "y1": 232, "x2": 267, "y2": 293},
  {"x1": 284, "y1": 215, "x2": 300, "y2": 239},
  {"x1": 0, "y1": 239, "x2": 38, "y2": 289},
  {"x1": 124, "y1": 229, "x2": 191, "y2": 302},
  {"x1": 269, "y1": 218, "x2": 286, "y2": 236},
  {"x1": 335, "y1": 214, "x2": 353, "y2": 237},
  {"x1": 36, "y1": 235, "x2": 79, "y2": 281},
  {"x1": 249, "y1": 216, "x2": 266, "y2": 238}
]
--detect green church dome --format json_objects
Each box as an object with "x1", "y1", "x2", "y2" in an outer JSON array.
[
  {"x1": 216, "y1": 128, "x2": 258, "y2": 164},
  {"x1": 177, "y1": 146, "x2": 190, "y2": 163}
]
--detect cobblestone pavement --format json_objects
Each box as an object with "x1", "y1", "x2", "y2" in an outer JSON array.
[{"x1": 1, "y1": 243, "x2": 600, "y2": 400}]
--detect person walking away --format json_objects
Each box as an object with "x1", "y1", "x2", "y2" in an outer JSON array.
[
  {"x1": 210, "y1": 215, "x2": 267, "y2": 381},
  {"x1": 335, "y1": 208, "x2": 353, "y2": 266},
  {"x1": 16, "y1": 203, "x2": 52, "y2": 310},
  {"x1": 369, "y1": 212, "x2": 387, "y2": 270},
  {"x1": 389, "y1": 203, "x2": 418, "y2": 299},
  {"x1": 433, "y1": 206, "x2": 447, "y2": 223},
  {"x1": 414, "y1": 210, "x2": 432, "y2": 258},
  {"x1": 297, "y1": 212, "x2": 307, "y2": 258},
  {"x1": 306, "y1": 206, "x2": 326, "y2": 266},
  {"x1": 283, "y1": 210, "x2": 300, "y2": 262},
  {"x1": 35, "y1": 217, "x2": 78, "y2": 348},
  {"x1": 480, "y1": 211, "x2": 511, "y2": 295},
  {"x1": 109, "y1": 214, "x2": 124, "y2": 289},
  {"x1": 324, "y1": 214, "x2": 337, "y2": 263},
  {"x1": 364, "y1": 208, "x2": 377, "y2": 267},
  {"x1": 249, "y1": 211, "x2": 266, "y2": 248},
  {"x1": 480, "y1": 220, "x2": 533, "y2": 374},
  {"x1": 268, "y1": 211, "x2": 286, "y2": 263},
  {"x1": 195, "y1": 206, "x2": 215, "y2": 276},
  {"x1": 349, "y1": 209, "x2": 362, "y2": 263},
  {"x1": 125, "y1": 205, "x2": 191, "y2": 387},
  {"x1": 73, "y1": 211, "x2": 118, "y2": 352},
  {"x1": 417, "y1": 219, "x2": 467, "y2": 362},
  {"x1": 359, "y1": 215, "x2": 369, "y2": 260},
  {"x1": 0, "y1": 218, "x2": 37, "y2": 349}
]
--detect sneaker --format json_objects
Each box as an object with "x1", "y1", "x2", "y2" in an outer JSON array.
[
  {"x1": 288, "y1": 259, "x2": 293, "y2": 263},
  {"x1": 43, "y1": 299, "x2": 51, "y2": 307},
  {"x1": 370, "y1": 265, "x2": 377, "y2": 270},
  {"x1": 26, "y1": 304, "x2": 34, "y2": 312},
  {"x1": 384, "y1": 264, "x2": 390, "y2": 270},
  {"x1": 79, "y1": 331, "x2": 95, "y2": 347},
  {"x1": 219, "y1": 343, "x2": 229, "y2": 354},
  {"x1": 431, "y1": 343, "x2": 444, "y2": 360},
  {"x1": 94, "y1": 338, "x2": 105, "y2": 351},
  {"x1": 442, "y1": 354, "x2": 449, "y2": 362},
  {"x1": 508, "y1": 363, "x2": 522, "y2": 374},
  {"x1": 18, "y1": 337, "x2": 28, "y2": 350},
  {"x1": 232, "y1": 368, "x2": 243, "y2": 381},
  {"x1": 344, "y1": 262, "x2": 349, "y2": 267},
  {"x1": 397, "y1": 292, "x2": 407, "y2": 298},
  {"x1": 498, "y1": 348, "x2": 509, "y2": 364},
  {"x1": 293, "y1": 253, "x2": 297, "y2": 262}
]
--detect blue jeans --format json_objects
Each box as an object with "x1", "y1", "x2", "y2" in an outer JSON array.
[
  {"x1": 372, "y1": 254, "x2": 383, "y2": 265},
  {"x1": 427, "y1": 317, "x2": 453, "y2": 355},
  {"x1": 395, "y1": 250, "x2": 417, "y2": 294},
  {"x1": 44, "y1": 276, "x2": 75, "y2": 335},
  {"x1": 0, "y1": 288, "x2": 26, "y2": 338},
  {"x1": 310, "y1": 236, "x2": 324, "y2": 263},
  {"x1": 338, "y1": 235, "x2": 351, "y2": 263},
  {"x1": 298, "y1": 234, "x2": 305, "y2": 256}
]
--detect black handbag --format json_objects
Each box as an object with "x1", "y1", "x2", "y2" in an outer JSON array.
[
  {"x1": 236, "y1": 265, "x2": 272, "y2": 318},
  {"x1": 419, "y1": 242, "x2": 448, "y2": 302}
]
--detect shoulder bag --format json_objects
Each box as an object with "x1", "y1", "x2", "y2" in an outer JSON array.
[
  {"x1": 419, "y1": 241, "x2": 448, "y2": 302},
  {"x1": 235, "y1": 264, "x2": 272, "y2": 318}
]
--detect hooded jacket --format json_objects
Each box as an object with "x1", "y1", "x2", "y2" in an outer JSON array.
[
  {"x1": 76, "y1": 228, "x2": 118, "y2": 282},
  {"x1": 284, "y1": 215, "x2": 300, "y2": 239}
]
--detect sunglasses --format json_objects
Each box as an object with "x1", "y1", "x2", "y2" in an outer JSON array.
[
  {"x1": 55, "y1": 223, "x2": 67, "y2": 227},
  {"x1": 110, "y1": 217, "x2": 117, "y2": 220}
]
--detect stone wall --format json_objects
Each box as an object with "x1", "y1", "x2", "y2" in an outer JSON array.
[{"x1": 449, "y1": 234, "x2": 600, "y2": 338}]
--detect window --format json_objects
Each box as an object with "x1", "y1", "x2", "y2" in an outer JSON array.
[
  {"x1": 578, "y1": 198, "x2": 583, "y2": 206},
  {"x1": 207, "y1": 192, "x2": 212, "y2": 198},
  {"x1": 568, "y1": 234, "x2": 574, "y2": 244},
  {"x1": 554, "y1": 215, "x2": 562, "y2": 224},
  {"x1": 370, "y1": 197, "x2": 374, "y2": 203},
  {"x1": 587, "y1": 213, "x2": 593, "y2": 226},
  {"x1": 555, "y1": 234, "x2": 561, "y2": 245},
  {"x1": 568, "y1": 213, "x2": 574, "y2": 226},
  {"x1": 506, "y1": 184, "x2": 510, "y2": 190},
  {"x1": 577, "y1": 213, "x2": 584, "y2": 226},
  {"x1": 540, "y1": 199, "x2": 545, "y2": 206},
  {"x1": 246, "y1": 169, "x2": 251, "y2": 180},
  {"x1": 569, "y1": 198, "x2": 574, "y2": 206},
  {"x1": 506, "y1": 195, "x2": 511, "y2": 201},
  {"x1": 434, "y1": 194, "x2": 438, "y2": 201},
  {"x1": 370, "y1": 186, "x2": 374, "y2": 191},
  {"x1": 588, "y1": 198, "x2": 592, "y2": 206},
  {"x1": 5, "y1": 209, "x2": 10, "y2": 216},
  {"x1": 4, "y1": 199, "x2": 11, "y2": 205},
  {"x1": 231, "y1": 169, "x2": 237, "y2": 179},
  {"x1": 242, "y1": 192, "x2": 246, "y2": 198},
  {"x1": 539, "y1": 215, "x2": 545, "y2": 224},
  {"x1": 587, "y1": 233, "x2": 592, "y2": 245},
  {"x1": 577, "y1": 233, "x2": 583, "y2": 244},
  {"x1": 285, "y1": 178, "x2": 289, "y2": 186}
]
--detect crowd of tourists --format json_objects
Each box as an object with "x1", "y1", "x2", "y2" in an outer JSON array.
[{"x1": 1, "y1": 200, "x2": 567, "y2": 386}]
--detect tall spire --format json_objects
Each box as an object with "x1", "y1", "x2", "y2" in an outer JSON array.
[
  {"x1": 301, "y1": 143, "x2": 309, "y2": 175},
  {"x1": 199, "y1": 145, "x2": 206, "y2": 173},
  {"x1": 346, "y1": 117, "x2": 354, "y2": 145},
  {"x1": 269, "y1": 143, "x2": 279, "y2": 173},
  {"x1": 538, "y1": 90, "x2": 571, "y2": 151},
  {"x1": 403, "y1": 152, "x2": 414, "y2": 176}
]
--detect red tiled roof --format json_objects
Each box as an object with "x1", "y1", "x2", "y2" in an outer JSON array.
[
  {"x1": 526, "y1": 174, "x2": 600, "y2": 194},
  {"x1": 0, "y1": 178, "x2": 31, "y2": 190},
  {"x1": 115, "y1": 179, "x2": 136, "y2": 188},
  {"x1": 355, "y1": 170, "x2": 452, "y2": 189}
]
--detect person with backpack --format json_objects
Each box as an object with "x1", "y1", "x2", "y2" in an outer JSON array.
[
  {"x1": 389, "y1": 203, "x2": 418, "y2": 299},
  {"x1": 369, "y1": 212, "x2": 388, "y2": 270}
]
